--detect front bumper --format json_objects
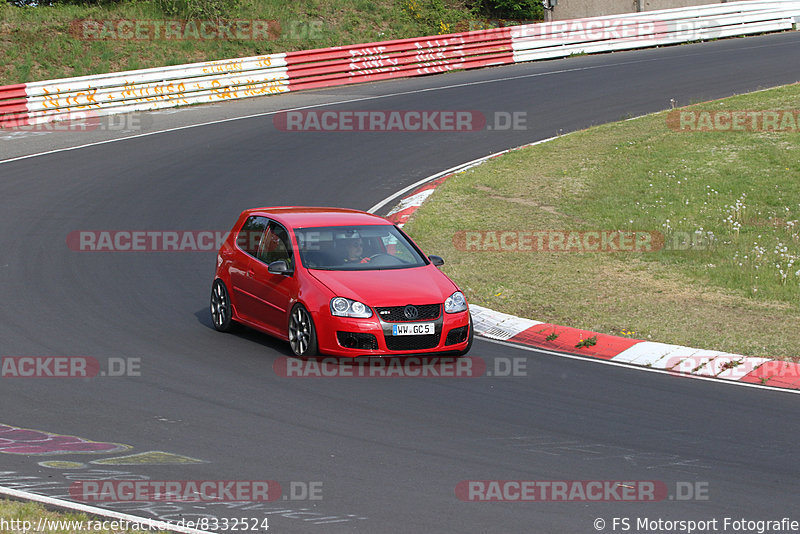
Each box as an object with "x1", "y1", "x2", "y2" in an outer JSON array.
[{"x1": 314, "y1": 308, "x2": 471, "y2": 357}]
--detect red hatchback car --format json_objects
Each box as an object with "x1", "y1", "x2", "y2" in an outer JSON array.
[{"x1": 211, "y1": 207, "x2": 473, "y2": 357}]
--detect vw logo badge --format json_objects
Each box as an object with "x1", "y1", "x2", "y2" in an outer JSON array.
[{"x1": 403, "y1": 305, "x2": 419, "y2": 320}]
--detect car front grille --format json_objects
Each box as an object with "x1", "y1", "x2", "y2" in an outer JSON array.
[
  {"x1": 375, "y1": 304, "x2": 441, "y2": 322},
  {"x1": 384, "y1": 332, "x2": 441, "y2": 351}
]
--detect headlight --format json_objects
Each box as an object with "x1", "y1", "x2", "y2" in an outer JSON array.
[
  {"x1": 330, "y1": 297, "x2": 373, "y2": 318},
  {"x1": 444, "y1": 291, "x2": 467, "y2": 313}
]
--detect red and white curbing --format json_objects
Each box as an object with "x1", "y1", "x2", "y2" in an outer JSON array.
[
  {"x1": 385, "y1": 174, "x2": 451, "y2": 227},
  {"x1": 382, "y1": 144, "x2": 800, "y2": 393}
]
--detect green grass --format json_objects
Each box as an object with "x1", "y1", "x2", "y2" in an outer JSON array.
[
  {"x1": 0, "y1": 0, "x2": 494, "y2": 85},
  {"x1": 0, "y1": 499, "x2": 167, "y2": 533},
  {"x1": 405, "y1": 83, "x2": 800, "y2": 360}
]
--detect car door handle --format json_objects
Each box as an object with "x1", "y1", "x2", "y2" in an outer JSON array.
[{"x1": 247, "y1": 269, "x2": 255, "y2": 278}]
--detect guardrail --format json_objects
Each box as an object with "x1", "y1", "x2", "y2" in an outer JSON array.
[
  {"x1": 1, "y1": 0, "x2": 798, "y2": 128},
  {"x1": 512, "y1": 1, "x2": 800, "y2": 62}
]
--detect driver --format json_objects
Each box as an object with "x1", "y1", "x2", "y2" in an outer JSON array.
[{"x1": 342, "y1": 238, "x2": 371, "y2": 263}]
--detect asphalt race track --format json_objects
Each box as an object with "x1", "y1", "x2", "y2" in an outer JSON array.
[{"x1": 1, "y1": 33, "x2": 799, "y2": 533}]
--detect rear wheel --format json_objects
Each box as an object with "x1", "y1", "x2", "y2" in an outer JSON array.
[
  {"x1": 210, "y1": 280, "x2": 233, "y2": 332},
  {"x1": 288, "y1": 304, "x2": 318, "y2": 357}
]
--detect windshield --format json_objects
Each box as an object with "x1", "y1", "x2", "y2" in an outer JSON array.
[{"x1": 294, "y1": 225, "x2": 428, "y2": 270}]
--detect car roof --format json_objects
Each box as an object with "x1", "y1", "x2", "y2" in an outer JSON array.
[{"x1": 241, "y1": 206, "x2": 392, "y2": 228}]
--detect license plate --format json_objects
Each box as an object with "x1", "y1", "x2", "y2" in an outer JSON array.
[{"x1": 392, "y1": 323, "x2": 435, "y2": 336}]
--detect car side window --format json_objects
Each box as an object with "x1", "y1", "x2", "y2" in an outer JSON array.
[
  {"x1": 236, "y1": 216, "x2": 269, "y2": 257},
  {"x1": 257, "y1": 222, "x2": 293, "y2": 268}
]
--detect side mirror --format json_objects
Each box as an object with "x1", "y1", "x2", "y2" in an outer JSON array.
[
  {"x1": 268, "y1": 260, "x2": 293, "y2": 275},
  {"x1": 428, "y1": 255, "x2": 445, "y2": 267}
]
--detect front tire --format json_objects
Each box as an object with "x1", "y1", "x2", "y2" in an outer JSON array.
[
  {"x1": 288, "y1": 304, "x2": 318, "y2": 357},
  {"x1": 210, "y1": 279, "x2": 233, "y2": 332}
]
